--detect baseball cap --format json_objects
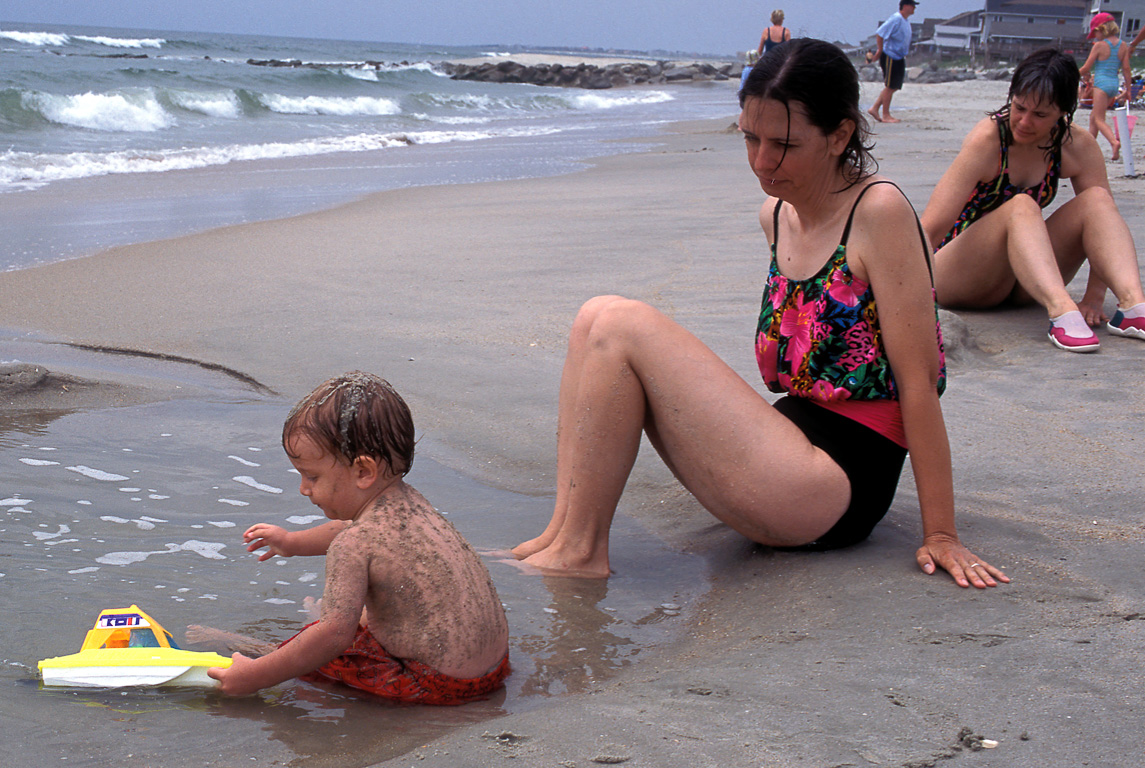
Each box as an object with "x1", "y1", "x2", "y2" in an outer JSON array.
[{"x1": 1089, "y1": 12, "x2": 1115, "y2": 39}]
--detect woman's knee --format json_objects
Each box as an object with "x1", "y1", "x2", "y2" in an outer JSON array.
[
  {"x1": 1073, "y1": 185, "x2": 1116, "y2": 212},
  {"x1": 998, "y1": 192, "x2": 1045, "y2": 222},
  {"x1": 586, "y1": 297, "x2": 662, "y2": 345},
  {"x1": 570, "y1": 296, "x2": 657, "y2": 351},
  {"x1": 571, "y1": 295, "x2": 626, "y2": 336}
]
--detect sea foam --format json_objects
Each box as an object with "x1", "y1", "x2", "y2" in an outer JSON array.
[
  {"x1": 168, "y1": 90, "x2": 242, "y2": 119},
  {"x1": 1, "y1": 132, "x2": 414, "y2": 189},
  {"x1": 572, "y1": 91, "x2": 674, "y2": 110},
  {"x1": 258, "y1": 93, "x2": 401, "y2": 116},
  {"x1": 0, "y1": 30, "x2": 69, "y2": 46},
  {"x1": 24, "y1": 90, "x2": 175, "y2": 132},
  {"x1": 233, "y1": 476, "x2": 283, "y2": 494},
  {"x1": 73, "y1": 34, "x2": 164, "y2": 49},
  {"x1": 66, "y1": 465, "x2": 129, "y2": 481}
]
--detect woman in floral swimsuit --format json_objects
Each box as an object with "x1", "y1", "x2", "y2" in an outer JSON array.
[
  {"x1": 922, "y1": 48, "x2": 1145, "y2": 353},
  {"x1": 512, "y1": 39, "x2": 1006, "y2": 589}
]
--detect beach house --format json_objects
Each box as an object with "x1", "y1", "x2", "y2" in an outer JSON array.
[{"x1": 1087, "y1": 0, "x2": 1145, "y2": 39}]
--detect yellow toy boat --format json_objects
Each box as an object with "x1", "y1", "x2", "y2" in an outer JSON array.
[{"x1": 38, "y1": 605, "x2": 232, "y2": 689}]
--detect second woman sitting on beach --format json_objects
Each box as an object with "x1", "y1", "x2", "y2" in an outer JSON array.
[
  {"x1": 512, "y1": 39, "x2": 1006, "y2": 589},
  {"x1": 922, "y1": 48, "x2": 1145, "y2": 352}
]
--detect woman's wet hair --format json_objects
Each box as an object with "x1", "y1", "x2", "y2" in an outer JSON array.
[
  {"x1": 283, "y1": 371, "x2": 415, "y2": 475},
  {"x1": 739, "y1": 38, "x2": 875, "y2": 185},
  {"x1": 995, "y1": 47, "x2": 1079, "y2": 155}
]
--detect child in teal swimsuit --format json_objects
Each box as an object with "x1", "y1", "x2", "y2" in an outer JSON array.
[{"x1": 1080, "y1": 13, "x2": 1130, "y2": 160}]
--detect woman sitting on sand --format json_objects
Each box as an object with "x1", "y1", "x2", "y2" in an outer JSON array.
[
  {"x1": 513, "y1": 39, "x2": 1006, "y2": 589},
  {"x1": 922, "y1": 48, "x2": 1145, "y2": 352}
]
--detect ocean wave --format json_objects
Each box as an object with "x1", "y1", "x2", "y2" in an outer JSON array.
[
  {"x1": 404, "y1": 126, "x2": 560, "y2": 145},
  {"x1": 572, "y1": 91, "x2": 675, "y2": 110},
  {"x1": 74, "y1": 34, "x2": 165, "y2": 49},
  {"x1": 0, "y1": 136, "x2": 401, "y2": 188},
  {"x1": 1, "y1": 30, "x2": 70, "y2": 46},
  {"x1": 411, "y1": 113, "x2": 492, "y2": 125},
  {"x1": 410, "y1": 89, "x2": 668, "y2": 115},
  {"x1": 22, "y1": 89, "x2": 174, "y2": 132},
  {"x1": 166, "y1": 90, "x2": 243, "y2": 119},
  {"x1": 339, "y1": 67, "x2": 379, "y2": 82},
  {"x1": 0, "y1": 126, "x2": 558, "y2": 189},
  {"x1": 257, "y1": 93, "x2": 401, "y2": 116},
  {"x1": 0, "y1": 29, "x2": 164, "y2": 48},
  {"x1": 412, "y1": 91, "x2": 567, "y2": 114}
]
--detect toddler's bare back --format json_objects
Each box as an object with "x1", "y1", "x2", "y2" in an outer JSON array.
[{"x1": 324, "y1": 481, "x2": 508, "y2": 679}]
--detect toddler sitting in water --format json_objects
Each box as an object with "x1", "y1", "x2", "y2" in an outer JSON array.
[{"x1": 199, "y1": 372, "x2": 510, "y2": 704}]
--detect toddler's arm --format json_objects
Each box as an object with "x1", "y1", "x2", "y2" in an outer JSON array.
[
  {"x1": 209, "y1": 619, "x2": 355, "y2": 696},
  {"x1": 244, "y1": 520, "x2": 346, "y2": 561},
  {"x1": 211, "y1": 531, "x2": 369, "y2": 695}
]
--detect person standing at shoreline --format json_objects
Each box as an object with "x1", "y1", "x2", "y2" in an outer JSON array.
[
  {"x1": 868, "y1": 0, "x2": 917, "y2": 124},
  {"x1": 757, "y1": 10, "x2": 791, "y2": 57}
]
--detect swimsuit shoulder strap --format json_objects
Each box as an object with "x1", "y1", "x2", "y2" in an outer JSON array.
[
  {"x1": 839, "y1": 180, "x2": 936, "y2": 283},
  {"x1": 771, "y1": 199, "x2": 783, "y2": 246},
  {"x1": 995, "y1": 116, "x2": 1010, "y2": 173},
  {"x1": 839, "y1": 180, "x2": 892, "y2": 246}
]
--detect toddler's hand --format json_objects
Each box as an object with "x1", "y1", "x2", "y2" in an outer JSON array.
[
  {"x1": 209, "y1": 653, "x2": 261, "y2": 696},
  {"x1": 244, "y1": 523, "x2": 292, "y2": 561}
]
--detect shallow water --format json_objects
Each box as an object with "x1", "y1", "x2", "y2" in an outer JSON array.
[{"x1": 0, "y1": 343, "x2": 708, "y2": 767}]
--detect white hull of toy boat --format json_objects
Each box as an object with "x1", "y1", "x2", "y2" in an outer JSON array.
[{"x1": 40, "y1": 664, "x2": 217, "y2": 689}]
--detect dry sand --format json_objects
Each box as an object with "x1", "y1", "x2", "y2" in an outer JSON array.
[{"x1": 3, "y1": 77, "x2": 1144, "y2": 766}]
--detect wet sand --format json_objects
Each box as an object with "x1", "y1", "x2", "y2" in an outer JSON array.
[{"x1": 3, "y1": 76, "x2": 1145, "y2": 766}]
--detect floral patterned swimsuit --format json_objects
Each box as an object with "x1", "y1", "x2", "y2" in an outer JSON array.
[
  {"x1": 937, "y1": 117, "x2": 1060, "y2": 249},
  {"x1": 757, "y1": 181, "x2": 946, "y2": 432},
  {"x1": 756, "y1": 180, "x2": 946, "y2": 549}
]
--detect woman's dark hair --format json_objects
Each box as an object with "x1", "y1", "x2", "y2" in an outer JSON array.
[
  {"x1": 738, "y1": 38, "x2": 876, "y2": 186},
  {"x1": 994, "y1": 47, "x2": 1078, "y2": 156}
]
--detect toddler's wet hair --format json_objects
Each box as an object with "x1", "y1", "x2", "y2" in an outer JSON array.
[{"x1": 283, "y1": 371, "x2": 414, "y2": 475}]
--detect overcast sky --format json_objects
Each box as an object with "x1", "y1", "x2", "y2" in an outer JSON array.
[{"x1": 3, "y1": 1, "x2": 982, "y2": 54}]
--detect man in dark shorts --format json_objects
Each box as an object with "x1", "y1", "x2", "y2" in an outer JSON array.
[{"x1": 868, "y1": 0, "x2": 917, "y2": 123}]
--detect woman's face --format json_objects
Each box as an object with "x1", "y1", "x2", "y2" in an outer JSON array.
[
  {"x1": 1008, "y1": 92, "x2": 1064, "y2": 145},
  {"x1": 738, "y1": 96, "x2": 849, "y2": 196}
]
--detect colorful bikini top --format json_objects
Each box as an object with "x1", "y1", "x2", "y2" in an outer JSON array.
[
  {"x1": 756, "y1": 181, "x2": 947, "y2": 411},
  {"x1": 938, "y1": 116, "x2": 1061, "y2": 248}
]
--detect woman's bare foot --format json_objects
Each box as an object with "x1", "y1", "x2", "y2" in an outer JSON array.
[
  {"x1": 1076, "y1": 297, "x2": 1109, "y2": 326},
  {"x1": 1111, "y1": 139, "x2": 1121, "y2": 161},
  {"x1": 185, "y1": 625, "x2": 276, "y2": 657},
  {"x1": 510, "y1": 535, "x2": 553, "y2": 560},
  {"x1": 882, "y1": 114, "x2": 901, "y2": 123},
  {"x1": 521, "y1": 545, "x2": 612, "y2": 579},
  {"x1": 866, "y1": 107, "x2": 883, "y2": 123}
]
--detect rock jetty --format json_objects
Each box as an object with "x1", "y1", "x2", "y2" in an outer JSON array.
[{"x1": 438, "y1": 60, "x2": 739, "y2": 89}]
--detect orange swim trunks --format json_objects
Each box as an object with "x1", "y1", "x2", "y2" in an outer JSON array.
[{"x1": 281, "y1": 622, "x2": 510, "y2": 705}]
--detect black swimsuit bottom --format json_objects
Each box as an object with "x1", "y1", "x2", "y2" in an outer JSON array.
[{"x1": 774, "y1": 396, "x2": 908, "y2": 550}]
